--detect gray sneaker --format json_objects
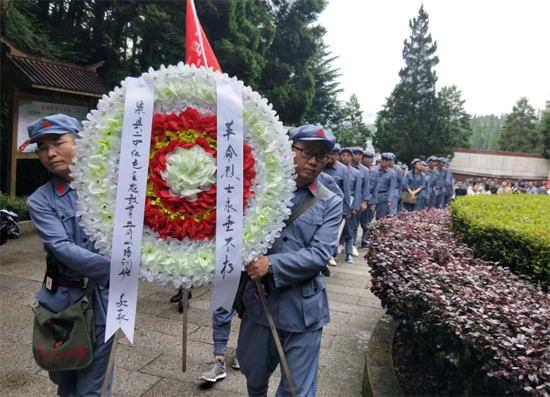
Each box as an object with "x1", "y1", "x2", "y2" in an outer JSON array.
[
  {"x1": 199, "y1": 359, "x2": 226, "y2": 382},
  {"x1": 231, "y1": 355, "x2": 240, "y2": 370}
]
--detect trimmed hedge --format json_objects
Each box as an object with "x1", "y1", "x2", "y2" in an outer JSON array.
[
  {"x1": 0, "y1": 193, "x2": 29, "y2": 221},
  {"x1": 450, "y1": 195, "x2": 550, "y2": 285},
  {"x1": 367, "y1": 209, "x2": 550, "y2": 396}
]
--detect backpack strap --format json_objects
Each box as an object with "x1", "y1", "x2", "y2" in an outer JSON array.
[{"x1": 284, "y1": 185, "x2": 330, "y2": 226}]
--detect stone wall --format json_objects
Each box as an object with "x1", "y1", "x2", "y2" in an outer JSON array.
[{"x1": 450, "y1": 149, "x2": 549, "y2": 182}]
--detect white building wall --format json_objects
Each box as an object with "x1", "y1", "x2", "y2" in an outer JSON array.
[{"x1": 450, "y1": 151, "x2": 550, "y2": 180}]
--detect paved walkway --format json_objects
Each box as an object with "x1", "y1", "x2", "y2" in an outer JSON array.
[{"x1": 0, "y1": 232, "x2": 384, "y2": 397}]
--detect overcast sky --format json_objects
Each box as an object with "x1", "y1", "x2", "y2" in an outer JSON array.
[{"x1": 317, "y1": 0, "x2": 550, "y2": 123}]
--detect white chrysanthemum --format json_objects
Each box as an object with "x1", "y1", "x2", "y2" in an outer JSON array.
[
  {"x1": 71, "y1": 63, "x2": 296, "y2": 289},
  {"x1": 161, "y1": 145, "x2": 217, "y2": 201}
]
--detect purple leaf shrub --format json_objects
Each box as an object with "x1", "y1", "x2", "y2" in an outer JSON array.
[{"x1": 367, "y1": 209, "x2": 550, "y2": 396}]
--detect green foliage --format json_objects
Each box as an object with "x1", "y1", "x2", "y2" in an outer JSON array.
[
  {"x1": 302, "y1": 42, "x2": 343, "y2": 127},
  {"x1": 450, "y1": 195, "x2": 550, "y2": 285},
  {"x1": 331, "y1": 94, "x2": 371, "y2": 148},
  {"x1": 437, "y1": 85, "x2": 472, "y2": 149},
  {"x1": 0, "y1": 0, "x2": 70, "y2": 60},
  {"x1": 374, "y1": 5, "x2": 471, "y2": 165},
  {"x1": 498, "y1": 97, "x2": 542, "y2": 153},
  {"x1": 469, "y1": 114, "x2": 504, "y2": 150},
  {"x1": 537, "y1": 99, "x2": 550, "y2": 159},
  {"x1": 259, "y1": 0, "x2": 328, "y2": 125},
  {"x1": 195, "y1": 0, "x2": 275, "y2": 91},
  {"x1": 0, "y1": 193, "x2": 29, "y2": 221},
  {"x1": 1, "y1": 0, "x2": 345, "y2": 128}
]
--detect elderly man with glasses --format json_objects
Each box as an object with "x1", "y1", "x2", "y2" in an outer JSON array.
[{"x1": 238, "y1": 124, "x2": 342, "y2": 397}]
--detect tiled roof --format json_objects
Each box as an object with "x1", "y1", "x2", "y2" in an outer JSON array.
[{"x1": 7, "y1": 55, "x2": 110, "y2": 97}]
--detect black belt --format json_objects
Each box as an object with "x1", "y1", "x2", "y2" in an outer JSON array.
[
  {"x1": 379, "y1": 190, "x2": 387, "y2": 193},
  {"x1": 58, "y1": 277, "x2": 89, "y2": 289}
]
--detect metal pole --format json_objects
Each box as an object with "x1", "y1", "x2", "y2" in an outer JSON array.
[
  {"x1": 254, "y1": 279, "x2": 298, "y2": 397},
  {"x1": 189, "y1": 0, "x2": 208, "y2": 68},
  {"x1": 182, "y1": 288, "x2": 189, "y2": 372},
  {"x1": 100, "y1": 329, "x2": 121, "y2": 397}
]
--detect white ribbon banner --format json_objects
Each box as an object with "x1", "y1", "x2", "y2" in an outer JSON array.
[
  {"x1": 105, "y1": 77, "x2": 155, "y2": 343},
  {"x1": 208, "y1": 80, "x2": 244, "y2": 315}
]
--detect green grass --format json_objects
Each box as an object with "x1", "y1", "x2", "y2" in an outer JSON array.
[{"x1": 0, "y1": 193, "x2": 29, "y2": 221}]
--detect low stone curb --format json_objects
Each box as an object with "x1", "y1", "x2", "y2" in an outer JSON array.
[
  {"x1": 18, "y1": 220, "x2": 37, "y2": 235},
  {"x1": 364, "y1": 313, "x2": 403, "y2": 397}
]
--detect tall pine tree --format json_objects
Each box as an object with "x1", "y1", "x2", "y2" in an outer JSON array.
[
  {"x1": 498, "y1": 97, "x2": 541, "y2": 153},
  {"x1": 331, "y1": 94, "x2": 370, "y2": 148},
  {"x1": 537, "y1": 99, "x2": 550, "y2": 159},
  {"x1": 374, "y1": 5, "x2": 469, "y2": 164},
  {"x1": 437, "y1": 85, "x2": 472, "y2": 149}
]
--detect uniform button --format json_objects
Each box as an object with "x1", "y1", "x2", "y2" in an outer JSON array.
[
  {"x1": 83, "y1": 238, "x2": 88, "y2": 243},
  {"x1": 309, "y1": 219, "x2": 313, "y2": 224},
  {"x1": 314, "y1": 287, "x2": 318, "y2": 292},
  {"x1": 60, "y1": 215, "x2": 65, "y2": 220},
  {"x1": 282, "y1": 237, "x2": 288, "y2": 242}
]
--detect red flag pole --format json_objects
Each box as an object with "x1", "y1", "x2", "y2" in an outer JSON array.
[{"x1": 188, "y1": 0, "x2": 208, "y2": 68}]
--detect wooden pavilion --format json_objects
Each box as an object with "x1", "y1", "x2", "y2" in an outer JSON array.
[{"x1": 1, "y1": 37, "x2": 110, "y2": 196}]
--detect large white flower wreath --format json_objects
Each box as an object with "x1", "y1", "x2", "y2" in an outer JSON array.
[{"x1": 71, "y1": 63, "x2": 296, "y2": 289}]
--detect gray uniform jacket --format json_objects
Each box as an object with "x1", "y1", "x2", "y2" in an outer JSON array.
[
  {"x1": 366, "y1": 166, "x2": 379, "y2": 203},
  {"x1": 353, "y1": 163, "x2": 371, "y2": 205},
  {"x1": 242, "y1": 178, "x2": 342, "y2": 333},
  {"x1": 390, "y1": 166, "x2": 404, "y2": 203},
  {"x1": 445, "y1": 169, "x2": 454, "y2": 195},
  {"x1": 323, "y1": 161, "x2": 351, "y2": 216},
  {"x1": 376, "y1": 166, "x2": 397, "y2": 203},
  {"x1": 348, "y1": 165, "x2": 362, "y2": 211},
  {"x1": 435, "y1": 166, "x2": 449, "y2": 195},
  {"x1": 27, "y1": 176, "x2": 110, "y2": 326},
  {"x1": 318, "y1": 172, "x2": 344, "y2": 202},
  {"x1": 404, "y1": 171, "x2": 428, "y2": 200},
  {"x1": 425, "y1": 168, "x2": 438, "y2": 200}
]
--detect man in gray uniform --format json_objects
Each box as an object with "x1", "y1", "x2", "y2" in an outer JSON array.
[
  {"x1": 238, "y1": 124, "x2": 342, "y2": 397},
  {"x1": 442, "y1": 158, "x2": 454, "y2": 206},
  {"x1": 425, "y1": 156, "x2": 439, "y2": 208},
  {"x1": 339, "y1": 147, "x2": 362, "y2": 262},
  {"x1": 360, "y1": 150, "x2": 378, "y2": 248},
  {"x1": 323, "y1": 143, "x2": 352, "y2": 267},
  {"x1": 375, "y1": 153, "x2": 396, "y2": 219},
  {"x1": 434, "y1": 157, "x2": 449, "y2": 208},
  {"x1": 351, "y1": 147, "x2": 370, "y2": 256},
  {"x1": 26, "y1": 114, "x2": 115, "y2": 396},
  {"x1": 388, "y1": 153, "x2": 403, "y2": 215}
]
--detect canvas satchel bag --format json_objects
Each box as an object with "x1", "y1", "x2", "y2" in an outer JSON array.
[{"x1": 32, "y1": 281, "x2": 96, "y2": 371}]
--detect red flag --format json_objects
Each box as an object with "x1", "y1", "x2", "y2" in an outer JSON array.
[{"x1": 186, "y1": 0, "x2": 221, "y2": 72}]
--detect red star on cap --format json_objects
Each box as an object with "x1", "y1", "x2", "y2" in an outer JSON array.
[
  {"x1": 42, "y1": 120, "x2": 51, "y2": 128},
  {"x1": 316, "y1": 129, "x2": 324, "y2": 137}
]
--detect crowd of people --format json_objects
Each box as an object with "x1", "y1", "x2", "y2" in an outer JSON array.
[
  {"x1": 454, "y1": 178, "x2": 550, "y2": 197},
  {"x1": 24, "y1": 113, "x2": 549, "y2": 397}
]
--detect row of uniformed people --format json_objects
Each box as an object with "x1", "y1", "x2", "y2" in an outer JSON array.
[
  {"x1": 321, "y1": 148, "x2": 398, "y2": 268},
  {"x1": 375, "y1": 155, "x2": 454, "y2": 212},
  {"x1": 402, "y1": 156, "x2": 455, "y2": 211}
]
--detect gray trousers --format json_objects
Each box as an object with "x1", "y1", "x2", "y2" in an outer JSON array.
[{"x1": 237, "y1": 314, "x2": 322, "y2": 397}]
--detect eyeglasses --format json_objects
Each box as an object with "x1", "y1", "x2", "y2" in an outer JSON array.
[
  {"x1": 291, "y1": 146, "x2": 329, "y2": 163},
  {"x1": 36, "y1": 140, "x2": 75, "y2": 155}
]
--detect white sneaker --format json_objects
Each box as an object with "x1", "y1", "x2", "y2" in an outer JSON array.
[
  {"x1": 338, "y1": 245, "x2": 344, "y2": 254},
  {"x1": 328, "y1": 257, "x2": 337, "y2": 267},
  {"x1": 352, "y1": 247, "x2": 359, "y2": 257}
]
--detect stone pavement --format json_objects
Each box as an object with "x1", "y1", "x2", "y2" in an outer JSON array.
[{"x1": 0, "y1": 232, "x2": 385, "y2": 397}]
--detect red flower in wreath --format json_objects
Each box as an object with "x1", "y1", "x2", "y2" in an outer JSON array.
[{"x1": 144, "y1": 108, "x2": 255, "y2": 241}]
